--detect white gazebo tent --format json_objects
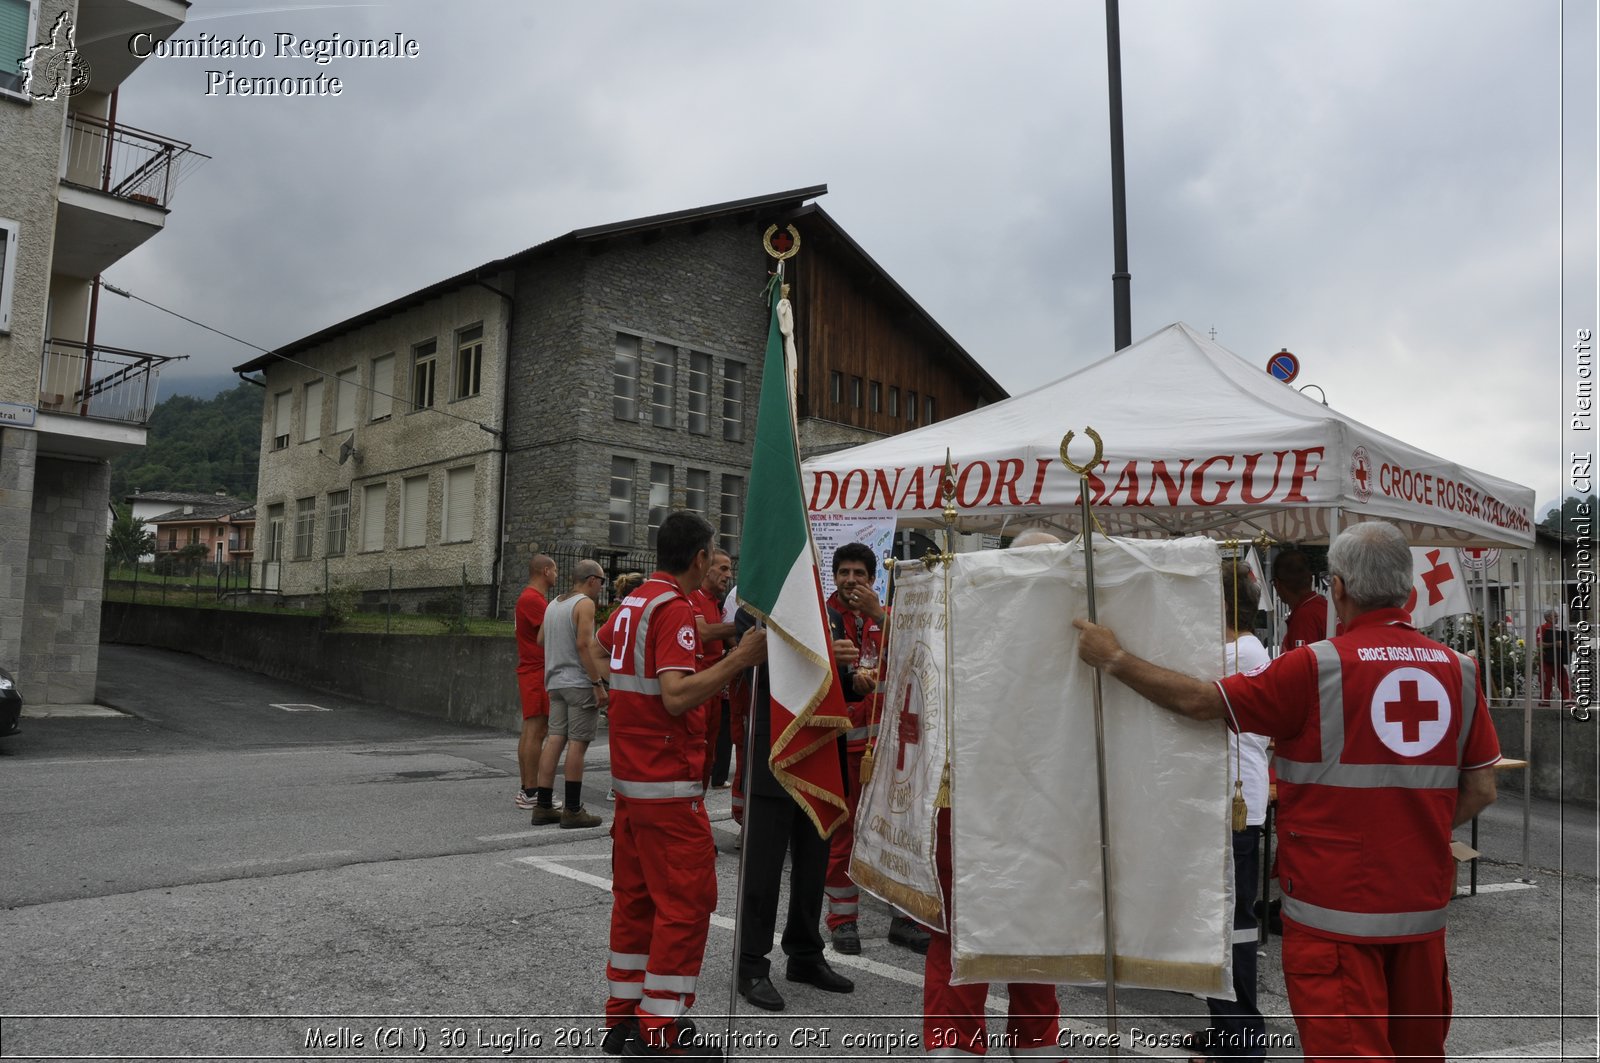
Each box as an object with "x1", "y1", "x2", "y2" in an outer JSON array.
[
  {"x1": 803, "y1": 320, "x2": 1542, "y2": 907},
  {"x1": 804, "y1": 322, "x2": 1535, "y2": 550}
]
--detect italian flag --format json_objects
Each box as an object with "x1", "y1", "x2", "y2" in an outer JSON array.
[{"x1": 737, "y1": 276, "x2": 851, "y2": 838}]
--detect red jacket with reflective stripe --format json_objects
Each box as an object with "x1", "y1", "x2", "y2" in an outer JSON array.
[
  {"x1": 598, "y1": 574, "x2": 705, "y2": 796},
  {"x1": 1218, "y1": 608, "x2": 1501, "y2": 941}
]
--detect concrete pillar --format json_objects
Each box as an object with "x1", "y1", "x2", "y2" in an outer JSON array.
[
  {"x1": 21, "y1": 455, "x2": 110, "y2": 704},
  {"x1": 0, "y1": 428, "x2": 39, "y2": 678}
]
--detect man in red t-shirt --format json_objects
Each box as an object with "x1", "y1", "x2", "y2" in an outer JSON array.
[
  {"x1": 514, "y1": 554, "x2": 558, "y2": 813},
  {"x1": 1076, "y1": 522, "x2": 1499, "y2": 1063},
  {"x1": 1273, "y1": 548, "x2": 1332, "y2": 650},
  {"x1": 596, "y1": 513, "x2": 765, "y2": 1060}
]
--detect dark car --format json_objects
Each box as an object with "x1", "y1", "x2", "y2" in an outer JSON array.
[{"x1": 0, "y1": 665, "x2": 20, "y2": 738}]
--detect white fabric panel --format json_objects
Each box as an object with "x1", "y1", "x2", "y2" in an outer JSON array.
[
  {"x1": 948, "y1": 536, "x2": 1234, "y2": 995},
  {"x1": 1226, "y1": 634, "x2": 1273, "y2": 826},
  {"x1": 850, "y1": 564, "x2": 948, "y2": 930}
]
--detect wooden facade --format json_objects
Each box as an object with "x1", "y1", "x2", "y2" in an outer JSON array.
[{"x1": 790, "y1": 207, "x2": 1006, "y2": 433}]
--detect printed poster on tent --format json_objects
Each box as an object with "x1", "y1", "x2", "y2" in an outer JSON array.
[{"x1": 809, "y1": 511, "x2": 897, "y2": 603}]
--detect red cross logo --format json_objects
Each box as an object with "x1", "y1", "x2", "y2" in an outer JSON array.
[
  {"x1": 1351, "y1": 446, "x2": 1373, "y2": 502},
  {"x1": 1382, "y1": 679, "x2": 1441, "y2": 744},
  {"x1": 896, "y1": 685, "x2": 921, "y2": 772}
]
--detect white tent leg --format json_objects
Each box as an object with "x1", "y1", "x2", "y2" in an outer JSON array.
[{"x1": 1520, "y1": 549, "x2": 1535, "y2": 877}]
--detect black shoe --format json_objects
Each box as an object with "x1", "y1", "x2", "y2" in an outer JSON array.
[
  {"x1": 888, "y1": 915, "x2": 930, "y2": 955},
  {"x1": 785, "y1": 957, "x2": 855, "y2": 993},
  {"x1": 737, "y1": 975, "x2": 785, "y2": 1011},
  {"x1": 601, "y1": 1017, "x2": 639, "y2": 1055},
  {"x1": 831, "y1": 921, "x2": 861, "y2": 955}
]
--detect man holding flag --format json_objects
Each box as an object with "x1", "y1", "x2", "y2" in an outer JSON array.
[{"x1": 732, "y1": 272, "x2": 855, "y2": 1011}]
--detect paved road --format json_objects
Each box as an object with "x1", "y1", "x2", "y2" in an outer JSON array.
[{"x1": 0, "y1": 645, "x2": 1593, "y2": 1060}]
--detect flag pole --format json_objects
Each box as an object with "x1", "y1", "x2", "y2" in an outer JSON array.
[
  {"x1": 1061, "y1": 426, "x2": 1118, "y2": 1052},
  {"x1": 722, "y1": 659, "x2": 764, "y2": 1058}
]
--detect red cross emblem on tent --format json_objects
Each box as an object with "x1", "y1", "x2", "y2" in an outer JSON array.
[
  {"x1": 1370, "y1": 667, "x2": 1451, "y2": 756},
  {"x1": 1405, "y1": 549, "x2": 1456, "y2": 613},
  {"x1": 1350, "y1": 446, "x2": 1373, "y2": 502}
]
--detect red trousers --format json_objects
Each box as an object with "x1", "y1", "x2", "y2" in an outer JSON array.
[
  {"x1": 824, "y1": 745, "x2": 864, "y2": 930},
  {"x1": 1281, "y1": 927, "x2": 1451, "y2": 1063},
  {"x1": 1540, "y1": 664, "x2": 1571, "y2": 701},
  {"x1": 924, "y1": 808, "x2": 1064, "y2": 1059},
  {"x1": 604, "y1": 796, "x2": 717, "y2": 1044}
]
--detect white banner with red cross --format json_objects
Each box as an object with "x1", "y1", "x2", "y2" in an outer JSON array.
[{"x1": 1406, "y1": 546, "x2": 1473, "y2": 628}]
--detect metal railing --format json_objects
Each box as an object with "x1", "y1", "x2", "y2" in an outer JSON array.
[
  {"x1": 63, "y1": 113, "x2": 208, "y2": 209},
  {"x1": 38, "y1": 339, "x2": 175, "y2": 425}
]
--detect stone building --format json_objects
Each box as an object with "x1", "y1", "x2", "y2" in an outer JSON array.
[
  {"x1": 235, "y1": 186, "x2": 1006, "y2": 617},
  {"x1": 0, "y1": 0, "x2": 200, "y2": 703}
]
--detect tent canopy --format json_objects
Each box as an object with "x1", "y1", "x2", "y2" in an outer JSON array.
[{"x1": 802, "y1": 323, "x2": 1534, "y2": 548}]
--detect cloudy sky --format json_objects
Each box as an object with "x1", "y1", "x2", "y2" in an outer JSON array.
[{"x1": 91, "y1": 0, "x2": 1596, "y2": 516}]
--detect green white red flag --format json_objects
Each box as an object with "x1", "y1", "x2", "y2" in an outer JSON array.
[{"x1": 736, "y1": 275, "x2": 851, "y2": 838}]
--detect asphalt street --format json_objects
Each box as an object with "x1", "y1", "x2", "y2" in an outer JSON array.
[{"x1": 0, "y1": 644, "x2": 1593, "y2": 1061}]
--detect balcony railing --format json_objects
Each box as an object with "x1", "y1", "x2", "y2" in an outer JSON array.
[
  {"x1": 39, "y1": 339, "x2": 177, "y2": 425},
  {"x1": 63, "y1": 113, "x2": 209, "y2": 209}
]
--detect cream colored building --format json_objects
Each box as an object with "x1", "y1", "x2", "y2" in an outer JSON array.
[{"x1": 0, "y1": 0, "x2": 202, "y2": 702}]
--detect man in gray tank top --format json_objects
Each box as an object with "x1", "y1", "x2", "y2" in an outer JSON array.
[{"x1": 531, "y1": 559, "x2": 611, "y2": 828}]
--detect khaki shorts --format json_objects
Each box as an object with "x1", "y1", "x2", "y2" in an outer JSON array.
[{"x1": 548, "y1": 685, "x2": 599, "y2": 743}]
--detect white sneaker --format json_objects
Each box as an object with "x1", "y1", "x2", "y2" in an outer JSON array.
[{"x1": 606, "y1": 787, "x2": 616, "y2": 802}]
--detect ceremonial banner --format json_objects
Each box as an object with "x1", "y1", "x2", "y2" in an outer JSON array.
[
  {"x1": 949, "y1": 537, "x2": 1235, "y2": 995},
  {"x1": 848, "y1": 563, "x2": 948, "y2": 930},
  {"x1": 1406, "y1": 546, "x2": 1472, "y2": 628},
  {"x1": 736, "y1": 278, "x2": 850, "y2": 838}
]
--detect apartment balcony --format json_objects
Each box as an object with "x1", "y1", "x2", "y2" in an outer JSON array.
[
  {"x1": 53, "y1": 114, "x2": 208, "y2": 279},
  {"x1": 34, "y1": 339, "x2": 175, "y2": 458},
  {"x1": 74, "y1": 0, "x2": 189, "y2": 95}
]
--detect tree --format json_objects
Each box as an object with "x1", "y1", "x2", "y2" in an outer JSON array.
[
  {"x1": 1539, "y1": 494, "x2": 1596, "y2": 539},
  {"x1": 106, "y1": 505, "x2": 154, "y2": 567}
]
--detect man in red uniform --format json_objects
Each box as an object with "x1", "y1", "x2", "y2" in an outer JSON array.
[
  {"x1": 1075, "y1": 521, "x2": 1500, "y2": 1063},
  {"x1": 597, "y1": 513, "x2": 765, "y2": 1060},
  {"x1": 823, "y1": 542, "x2": 929, "y2": 956},
  {"x1": 1273, "y1": 548, "x2": 1332, "y2": 650},
  {"x1": 514, "y1": 553, "x2": 558, "y2": 814},
  {"x1": 691, "y1": 548, "x2": 736, "y2": 792},
  {"x1": 1536, "y1": 609, "x2": 1572, "y2": 703}
]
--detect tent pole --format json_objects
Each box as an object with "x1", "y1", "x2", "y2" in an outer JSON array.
[
  {"x1": 1326, "y1": 509, "x2": 1342, "y2": 638},
  {"x1": 1520, "y1": 550, "x2": 1535, "y2": 877}
]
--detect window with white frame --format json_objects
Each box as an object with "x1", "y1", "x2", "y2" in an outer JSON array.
[
  {"x1": 0, "y1": 217, "x2": 18, "y2": 333},
  {"x1": 609, "y1": 457, "x2": 635, "y2": 547},
  {"x1": 685, "y1": 468, "x2": 709, "y2": 518},
  {"x1": 370, "y1": 354, "x2": 394, "y2": 420},
  {"x1": 925, "y1": 395, "x2": 936, "y2": 424},
  {"x1": 272, "y1": 391, "x2": 292, "y2": 449},
  {"x1": 870, "y1": 380, "x2": 882, "y2": 413},
  {"x1": 686, "y1": 352, "x2": 711, "y2": 435},
  {"x1": 453, "y1": 324, "x2": 483, "y2": 400},
  {"x1": 722, "y1": 362, "x2": 745, "y2": 442},
  {"x1": 0, "y1": 1, "x2": 37, "y2": 97},
  {"x1": 360, "y1": 482, "x2": 386, "y2": 552},
  {"x1": 443, "y1": 465, "x2": 475, "y2": 542},
  {"x1": 326, "y1": 490, "x2": 349, "y2": 556},
  {"x1": 888, "y1": 386, "x2": 900, "y2": 418},
  {"x1": 907, "y1": 389, "x2": 919, "y2": 425},
  {"x1": 265, "y1": 504, "x2": 285, "y2": 562},
  {"x1": 412, "y1": 340, "x2": 437, "y2": 410},
  {"x1": 719, "y1": 474, "x2": 744, "y2": 555},
  {"x1": 647, "y1": 463, "x2": 673, "y2": 548},
  {"x1": 647, "y1": 342, "x2": 676, "y2": 428},
  {"x1": 302, "y1": 379, "x2": 324, "y2": 442},
  {"x1": 614, "y1": 334, "x2": 640, "y2": 420},
  {"x1": 334, "y1": 368, "x2": 357, "y2": 433},
  {"x1": 400, "y1": 475, "x2": 428, "y2": 547},
  {"x1": 293, "y1": 497, "x2": 316, "y2": 559}
]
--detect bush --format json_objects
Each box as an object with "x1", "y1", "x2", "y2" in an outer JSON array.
[{"x1": 322, "y1": 582, "x2": 361, "y2": 628}]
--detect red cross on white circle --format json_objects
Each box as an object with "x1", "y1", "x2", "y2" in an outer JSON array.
[{"x1": 1369, "y1": 666, "x2": 1452, "y2": 756}]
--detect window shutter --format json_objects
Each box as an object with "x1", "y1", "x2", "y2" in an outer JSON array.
[
  {"x1": 361, "y1": 483, "x2": 386, "y2": 551},
  {"x1": 444, "y1": 466, "x2": 474, "y2": 542},
  {"x1": 370, "y1": 355, "x2": 394, "y2": 419},
  {"x1": 402, "y1": 475, "x2": 428, "y2": 547},
  {"x1": 274, "y1": 392, "x2": 291, "y2": 438},
  {"x1": 335, "y1": 369, "x2": 357, "y2": 432},
  {"x1": 303, "y1": 380, "x2": 324, "y2": 440}
]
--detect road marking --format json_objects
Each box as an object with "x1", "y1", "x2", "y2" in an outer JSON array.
[
  {"x1": 1477, "y1": 1036, "x2": 1600, "y2": 1058},
  {"x1": 22, "y1": 704, "x2": 126, "y2": 718},
  {"x1": 270, "y1": 702, "x2": 331, "y2": 712},
  {"x1": 1456, "y1": 881, "x2": 1539, "y2": 896},
  {"x1": 191, "y1": 849, "x2": 358, "y2": 872},
  {"x1": 517, "y1": 855, "x2": 1154, "y2": 1053}
]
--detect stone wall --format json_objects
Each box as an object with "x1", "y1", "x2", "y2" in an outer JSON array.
[
  {"x1": 1488, "y1": 704, "x2": 1597, "y2": 804},
  {"x1": 0, "y1": 428, "x2": 38, "y2": 672},
  {"x1": 22, "y1": 455, "x2": 110, "y2": 703},
  {"x1": 102, "y1": 601, "x2": 520, "y2": 731}
]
